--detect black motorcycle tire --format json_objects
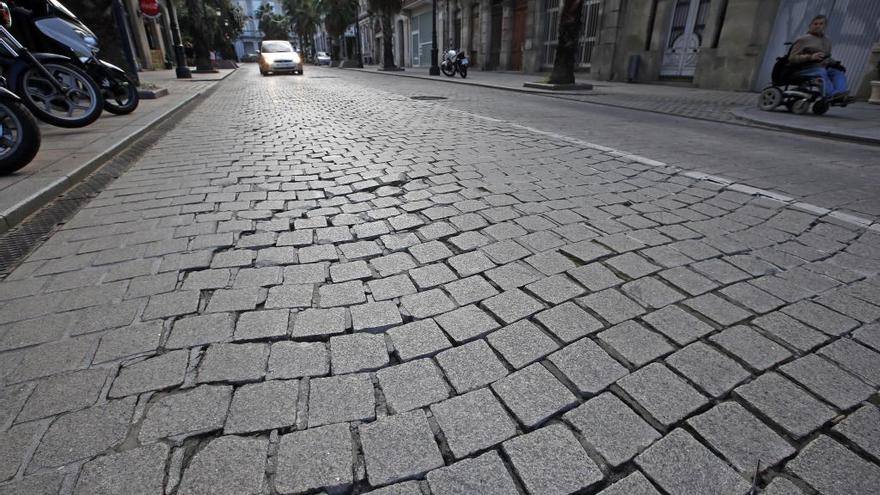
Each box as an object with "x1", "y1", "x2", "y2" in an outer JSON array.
[
  {"x1": 441, "y1": 63, "x2": 455, "y2": 77},
  {"x1": 0, "y1": 99, "x2": 41, "y2": 175},
  {"x1": 17, "y1": 62, "x2": 103, "y2": 128},
  {"x1": 459, "y1": 65, "x2": 468, "y2": 78},
  {"x1": 103, "y1": 74, "x2": 140, "y2": 115}
]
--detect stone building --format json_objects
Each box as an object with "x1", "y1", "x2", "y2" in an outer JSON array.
[
  {"x1": 117, "y1": 0, "x2": 177, "y2": 70},
  {"x1": 233, "y1": 0, "x2": 285, "y2": 60},
  {"x1": 383, "y1": 0, "x2": 879, "y2": 94}
]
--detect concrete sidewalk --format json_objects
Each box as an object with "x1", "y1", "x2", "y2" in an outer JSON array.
[
  {"x1": 348, "y1": 65, "x2": 878, "y2": 143},
  {"x1": 0, "y1": 68, "x2": 235, "y2": 233},
  {"x1": 733, "y1": 104, "x2": 880, "y2": 145}
]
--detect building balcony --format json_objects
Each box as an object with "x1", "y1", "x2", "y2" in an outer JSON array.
[{"x1": 402, "y1": 0, "x2": 431, "y2": 13}]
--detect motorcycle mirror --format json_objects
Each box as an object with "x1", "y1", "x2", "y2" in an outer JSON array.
[{"x1": 0, "y1": 2, "x2": 12, "y2": 28}]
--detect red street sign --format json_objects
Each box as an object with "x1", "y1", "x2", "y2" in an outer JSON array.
[{"x1": 140, "y1": 0, "x2": 160, "y2": 18}]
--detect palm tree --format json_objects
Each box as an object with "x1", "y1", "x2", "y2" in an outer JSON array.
[
  {"x1": 547, "y1": 0, "x2": 583, "y2": 84},
  {"x1": 255, "y1": 3, "x2": 290, "y2": 40},
  {"x1": 320, "y1": 0, "x2": 356, "y2": 61},
  {"x1": 367, "y1": 0, "x2": 401, "y2": 69},
  {"x1": 284, "y1": 0, "x2": 322, "y2": 58},
  {"x1": 186, "y1": 0, "x2": 215, "y2": 71}
]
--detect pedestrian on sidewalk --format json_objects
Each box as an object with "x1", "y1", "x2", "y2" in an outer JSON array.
[{"x1": 789, "y1": 14, "x2": 850, "y2": 101}]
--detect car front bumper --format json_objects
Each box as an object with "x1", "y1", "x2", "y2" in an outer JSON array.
[{"x1": 270, "y1": 62, "x2": 302, "y2": 72}]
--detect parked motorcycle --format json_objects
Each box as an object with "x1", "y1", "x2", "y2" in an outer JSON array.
[
  {"x1": 0, "y1": 1, "x2": 101, "y2": 128},
  {"x1": 440, "y1": 48, "x2": 469, "y2": 78},
  {"x1": 0, "y1": 2, "x2": 40, "y2": 174},
  {"x1": 11, "y1": 0, "x2": 138, "y2": 115},
  {"x1": 0, "y1": 76, "x2": 40, "y2": 174}
]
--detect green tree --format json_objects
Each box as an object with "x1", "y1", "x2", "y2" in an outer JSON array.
[
  {"x1": 547, "y1": 0, "x2": 583, "y2": 84},
  {"x1": 283, "y1": 0, "x2": 321, "y2": 58},
  {"x1": 183, "y1": 0, "x2": 214, "y2": 70},
  {"x1": 212, "y1": 3, "x2": 245, "y2": 59},
  {"x1": 255, "y1": 3, "x2": 291, "y2": 40},
  {"x1": 319, "y1": 0, "x2": 356, "y2": 60},
  {"x1": 366, "y1": 0, "x2": 401, "y2": 69}
]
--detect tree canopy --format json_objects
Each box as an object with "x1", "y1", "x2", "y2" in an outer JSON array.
[{"x1": 254, "y1": 3, "x2": 291, "y2": 40}]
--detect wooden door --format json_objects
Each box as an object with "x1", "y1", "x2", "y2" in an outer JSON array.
[
  {"x1": 510, "y1": 0, "x2": 528, "y2": 70},
  {"x1": 490, "y1": 0, "x2": 503, "y2": 69}
]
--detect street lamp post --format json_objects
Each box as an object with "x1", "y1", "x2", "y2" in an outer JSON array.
[
  {"x1": 429, "y1": 0, "x2": 439, "y2": 75},
  {"x1": 167, "y1": 0, "x2": 192, "y2": 78}
]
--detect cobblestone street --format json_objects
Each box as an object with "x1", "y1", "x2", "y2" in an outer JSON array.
[{"x1": 0, "y1": 66, "x2": 879, "y2": 494}]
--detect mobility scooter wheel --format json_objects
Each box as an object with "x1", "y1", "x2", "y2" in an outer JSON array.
[
  {"x1": 812, "y1": 99, "x2": 829, "y2": 115},
  {"x1": 758, "y1": 87, "x2": 783, "y2": 111},
  {"x1": 791, "y1": 99, "x2": 811, "y2": 115}
]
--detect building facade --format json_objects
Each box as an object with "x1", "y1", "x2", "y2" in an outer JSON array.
[
  {"x1": 118, "y1": 0, "x2": 177, "y2": 70},
  {"x1": 377, "y1": 0, "x2": 879, "y2": 93},
  {"x1": 232, "y1": 0, "x2": 284, "y2": 60}
]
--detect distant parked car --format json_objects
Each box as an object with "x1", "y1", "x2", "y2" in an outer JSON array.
[
  {"x1": 258, "y1": 40, "x2": 303, "y2": 75},
  {"x1": 241, "y1": 53, "x2": 258, "y2": 63},
  {"x1": 315, "y1": 51, "x2": 331, "y2": 65}
]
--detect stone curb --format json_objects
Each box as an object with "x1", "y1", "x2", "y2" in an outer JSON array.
[
  {"x1": 346, "y1": 66, "x2": 879, "y2": 147},
  {"x1": 0, "y1": 70, "x2": 236, "y2": 235},
  {"x1": 730, "y1": 107, "x2": 880, "y2": 146},
  {"x1": 341, "y1": 67, "x2": 594, "y2": 96},
  {"x1": 341, "y1": 67, "x2": 779, "y2": 133}
]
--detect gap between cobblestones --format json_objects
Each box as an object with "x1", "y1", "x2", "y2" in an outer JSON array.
[{"x1": 0, "y1": 69, "x2": 878, "y2": 495}]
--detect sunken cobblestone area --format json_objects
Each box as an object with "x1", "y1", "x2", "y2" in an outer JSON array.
[{"x1": 0, "y1": 68, "x2": 879, "y2": 494}]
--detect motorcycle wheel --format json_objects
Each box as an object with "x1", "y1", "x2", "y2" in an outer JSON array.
[
  {"x1": 0, "y1": 99, "x2": 41, "y2": 175},
  {"x1": 103, "y1": 74, "x2": 140, "y2": 115},
  {"x1": 17, "y1": 62, "x2": 103, "y2": 128},
  {"x1": 459, "y1": 66, "x2": 468, "y2": 78},
  {"x1": 441, "y1": 63, "x2": 455, "y2": 77}
]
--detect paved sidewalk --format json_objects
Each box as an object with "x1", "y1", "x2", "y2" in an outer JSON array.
[
  {"x1": 350, "y1": 65, "x2": 879, "y2": 142},
  {"x1": 0, "y1": 67, "x2": 878, "y2": 495},
  {"x1": 733, "y1": 103, "x2": 880, "y2": 145},
  {"x1": 0, "y1": 69, "x2": 235, "y2": 233}
]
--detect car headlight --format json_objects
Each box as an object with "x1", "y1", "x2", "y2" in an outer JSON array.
[{"x1": 292, "y1": 53, "x2": 301, "y2": 64}]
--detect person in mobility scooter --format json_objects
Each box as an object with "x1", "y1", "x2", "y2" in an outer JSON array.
[{"x1": 758, "y1": 14, "x2": 854, "y2": 115}]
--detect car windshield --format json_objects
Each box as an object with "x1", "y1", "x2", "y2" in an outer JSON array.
[
  {"x1": 317, "y1": 52, "x2": 328, "y2": 57},
  {"x1": 262, "y1": 42, "x2": 293, "y2": 53}
]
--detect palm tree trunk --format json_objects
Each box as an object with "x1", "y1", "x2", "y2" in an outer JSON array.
[
  {"x1": 382, "y1": 13, "x2": 395, "y2": 69},
  {"x1": 186, "y1": 0, "x2": 213, "y2": 71},
  {"x1": 548, "y1": 0, "x2": 582, "y2": 84}
]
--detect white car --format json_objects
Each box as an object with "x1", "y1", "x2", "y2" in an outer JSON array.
[
  {"x1": 258, "y1": 40, "x2": 303, "y2": 75},
  {"x1": 315, "y1": 52, "x2": 331, "y2": 66}
]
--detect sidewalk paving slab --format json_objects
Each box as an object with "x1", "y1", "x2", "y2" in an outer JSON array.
[
  {"x1": 0, "y1": 68, "x2": 235, "y2": 233},
  {"x1": 732, "y1": 103, "x2": 880, "y2": 145}
]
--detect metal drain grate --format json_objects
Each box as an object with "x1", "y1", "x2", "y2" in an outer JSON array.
[
  {"x1": 410, "y1": 95, "x2": 447, "y2": 100},
  {"x1": 0, "y1": 88, "x2": 218, "y2": 279}
]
